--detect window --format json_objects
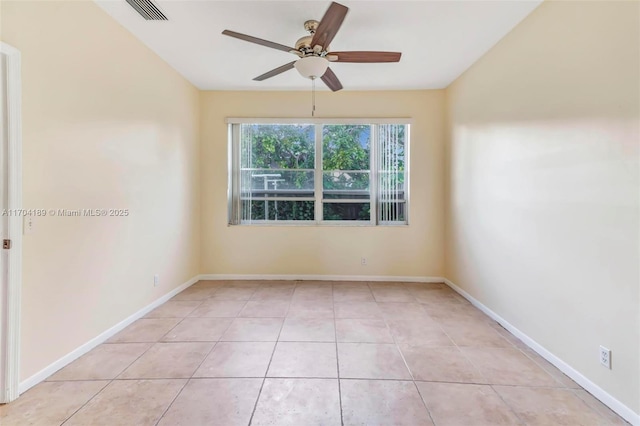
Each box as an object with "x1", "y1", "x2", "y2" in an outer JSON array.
[{"x1": 228, "y1": 119, "x2": 409, "y2": 225}]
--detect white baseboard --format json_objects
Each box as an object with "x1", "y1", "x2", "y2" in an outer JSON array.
[
  {"x1": 199, "y1": 274, "x2": 446, "y2": 283},
  {"x1": 18, "y1": 275, "x2": 200, "y2": 394},
  {"x1": 443, "y1": 278, "x2": 640, "y2": 426}
]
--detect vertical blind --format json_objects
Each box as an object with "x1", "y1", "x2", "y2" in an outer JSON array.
[
  {"x1": 377, "y1": 124, "x2": 407, "y2": 223},
  {"x1": 241, "y1": 123, "x2": 253, "y2": 223}
]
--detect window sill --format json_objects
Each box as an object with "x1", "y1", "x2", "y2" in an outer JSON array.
[{"x1": 228, "y1": 222, "x2": 409, "y2": 227}]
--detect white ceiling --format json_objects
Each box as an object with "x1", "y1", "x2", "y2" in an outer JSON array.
[{"x1": 95, "y1": 0, "x2": 541, "y2": 91}]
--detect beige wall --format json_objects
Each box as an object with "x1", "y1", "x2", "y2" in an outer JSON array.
[
  {"x1": 445, "y1": 0, "x2": 639, "y2": 414},
  {"x1": 200, "y1": 90, "x2": 445, "y2": 278},
  {"x1": 1, "y1": 1, "x2": 201, "y2": 381}
]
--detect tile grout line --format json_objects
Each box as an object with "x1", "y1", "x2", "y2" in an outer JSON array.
[
  {"x1": 246, "y1": 282, "x2": 293, "y2": 426},
  {"x1": 421, "y1": 299, "x2": 496, "y2": 390},
  {"x1": 58, "y1": 298, "x2": 205, "y2": 426},
  {"x1": 154, "y1": 285, "x2": 246, "y2": 426},
  {"x1": 514, "y1": 342, "x2": 575, "y2": 389},
  {"x1": 59, "y1": 380, "x2": 111, "y2": 426},
  {"x1": 408, "y1": 285, "x2": 475, "y2": 421},
  {"x1": 332, "y1": 282, "x2": 345, "y2": 426},
  {"x1": 151, "y1": 380, "x2": 189, "y2": 426},
  {"x1": 413, "y1": 285, "x2": 521, "y2": 422},
  {"x1": 374, "y1": 281, "x2": 438, "y2": 426},
  {"x1": 144, "y1": 299, "x2": 206, "y2": 320},
  {"x1": 568, "y1": 388, "x2": 625, "y2": 425},
  {"x1": 116, "y1": 291, "x2": 217, "y2": 373},
  {"x1": 410, "y1": 285, "x2": 577, "y2": 425},
  {"x1": 422, "y1": 297, "x2": 528, "y2": 419},
  {"x1": 150, "y1": 283, "x2": 253, "y2": 424},
  {"x1": 489, "y1": 384, "x2": 527, "y2": 426}
]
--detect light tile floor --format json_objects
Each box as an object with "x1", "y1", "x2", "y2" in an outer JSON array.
[{"x1": 0, "y1": 280, "x2": 629, "y2": 426}]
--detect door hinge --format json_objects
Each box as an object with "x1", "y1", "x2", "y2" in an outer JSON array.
[{"x1": 3, "y1": 239, "x2": 11, "y2": 249}]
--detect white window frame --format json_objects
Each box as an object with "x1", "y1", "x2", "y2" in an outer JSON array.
[{"x1": 227, "y1": 118, "x2": 411, "y2": 226}]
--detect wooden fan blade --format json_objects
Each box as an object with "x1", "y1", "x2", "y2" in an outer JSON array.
[
  {"x1": 253, "y1": 61, "x2": 297, "y2": 81},
  {"x1": 310, "y1": 2, "x2": 349, "y2": 49},
  {"x1": 329, "y1": 51, "x2": 402, "y2": 63},
  {"x1": 222, "y1": 30, "x2": 296, "y2": 53},
  {"x1": 321, "y1": 67, "x2": 343, "y2": 92}
]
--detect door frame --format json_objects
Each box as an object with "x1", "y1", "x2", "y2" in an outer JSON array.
[{"x1": 0, "y1": 42, "x2": 23, "y2": 404}]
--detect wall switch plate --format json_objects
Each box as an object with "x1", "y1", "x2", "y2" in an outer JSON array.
[
  {"x1": 154, "y1": 274, "x2": 159, "y2": 287},
  {"x1": 24, "y1": 216, "x2": 34, "y2": 235},
  {"x1": 599, "y1": 346, "x2": 611, "y2": 369}
]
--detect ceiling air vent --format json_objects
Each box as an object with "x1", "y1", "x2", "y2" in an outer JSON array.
[{"x1": 125, "y1": 0, "x2": 168, "y2": 21}]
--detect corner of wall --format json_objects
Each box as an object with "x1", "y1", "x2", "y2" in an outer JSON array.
[{"x1": 442, "y1": 84, "x2": 453, "y2": 279}]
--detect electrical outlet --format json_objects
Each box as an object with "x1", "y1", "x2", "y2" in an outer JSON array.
[
  {"x1": 361, "y1": 257, "x2": 367, "y2": 266},
  {"x1": 154, "y1": 274, "x2": 159, "y2": 287},
  {"x1": 599, "y1": 346, "x2": 611, "y2": 369}
]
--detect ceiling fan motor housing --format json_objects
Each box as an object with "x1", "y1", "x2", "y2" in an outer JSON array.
[
  {"x1": 295, "y1": 35, "x2": 313, "y2": 51},
  {"x1": 296, "y1": 20, "x2": 328, "y2": 56}
]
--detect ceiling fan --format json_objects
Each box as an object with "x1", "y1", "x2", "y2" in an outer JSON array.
[{"x1": 221, "y1": 1, "x2": 402, "y2": 92}]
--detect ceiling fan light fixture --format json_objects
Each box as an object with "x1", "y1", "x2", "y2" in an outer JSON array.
[{"x1": 294, "y1": 56, "x2": 329, "y2": 79}]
